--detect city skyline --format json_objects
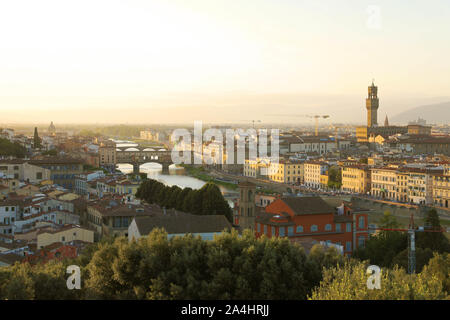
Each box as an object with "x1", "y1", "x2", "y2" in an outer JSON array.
[{"x1": 1, "y1": 0, "x2": 450, "y2": 124}]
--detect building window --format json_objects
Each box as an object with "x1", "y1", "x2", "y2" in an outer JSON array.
[
  {"x1": 61, "y1": 236, "x2": 65, "y2": 242},
  {"x1": 311, "y1": 225, "x2": 318, "y2": 232},
  {"x1": 271, "y1": 226, "x2": 275, "y2": 236},
  {"x1": 359, "y1": 216, "x2": 365, "y2": 229},
  {"x1": 114, "y1": 217, "x2": 122, "y2": 228},
  {"x1": 279, "y1": 227, "x2": 285, "y2": 237},
  {"x1": 325, "y1": 224, "x2": 332, "y2": 231},
  {"x1": 264, "y1": 225, "x2": 267, "y2": 235},
  {"x1": 296, "y1": 225, "x2": 303, "y2": 233},
  {"x1": 288, "y1": 226, "x2": 293, "y2": 236},
  {"x1": 346, "y1": 241, "x2": 352, "y2": 252},
  {"x1": 358, "y1": 237, "x2": 365, "y2": 248},
  {"x1": 335, "y1": 223, "x2": 341, "y2": 232},
  {"x1": 257, "y1": 223, "x2": 261, "y2": 233},
  {"x1": 346, "y1": 223, "x2": 352, "y2": 232}
]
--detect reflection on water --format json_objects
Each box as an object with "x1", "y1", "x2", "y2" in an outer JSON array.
[
  {"x1": 116, "y1": 163, "x2": 232, "y2": 194},
  {"x1": 115, "y1": 142, "x2": 236, "y2": 207}
]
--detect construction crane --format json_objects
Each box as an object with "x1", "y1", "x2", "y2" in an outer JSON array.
[
  {"x1": 311, "y1": 115, "x2": 330, "y2": 136},
  {"x1": 329, "y1": 124, "x2": 350, "y2": 147},
  {"x1": 265, "y1": 114, "x2": 330, "y2": 136},
  {"x1": 238, "y1": 120, "x2": 261, "y2": 129},
  {"x1": 368, "y1": 213, "x2": 445, "y2": 274}
]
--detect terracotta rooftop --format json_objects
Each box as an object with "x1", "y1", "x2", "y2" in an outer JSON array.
[{"x1": 280, "y1": 197, "x2": 335, "y2": 215}]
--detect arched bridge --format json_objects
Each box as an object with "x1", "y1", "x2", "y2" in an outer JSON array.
[{"x1": 115, "y1": 147, "x2": 193, "y2": 174}]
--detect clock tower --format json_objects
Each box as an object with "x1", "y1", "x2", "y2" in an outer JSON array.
[{"x1": 366, "y1": 81, "x2": 379, "y2": 127}]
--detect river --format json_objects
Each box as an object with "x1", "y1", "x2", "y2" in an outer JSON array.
[{"x1": 115, "y1": 142, "x2": 236, "y2": 206}]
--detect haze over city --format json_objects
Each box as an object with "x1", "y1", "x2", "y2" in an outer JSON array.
[
  {"x1": 1, "y1": 0, "x2": 450, "y2": 124},
  {"x1": 1, "y1": 0, "x2": 450, "y2": 307}
]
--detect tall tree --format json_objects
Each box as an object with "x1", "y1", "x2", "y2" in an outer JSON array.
[
  {"x1": 175, "y1": 187, "x2": 193, "y2": 211},
  {"x1": 416, "y1": 208, "x2": 449, "y2": 253},
  {"x1": 353, "y1": 229, "x2": 408, "y2": 268},
  {"x1": 33, "y1": 127, "x2": 41, "y2": 149}
]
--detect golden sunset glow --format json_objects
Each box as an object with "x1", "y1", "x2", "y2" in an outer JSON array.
[{"x1": 1, "y1": 0, "x2": 450, "y2": 123}]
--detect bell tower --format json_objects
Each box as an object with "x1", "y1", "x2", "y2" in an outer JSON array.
[
  {"x1": 237, "y1": 180, "x2": 256, "y2": 231},
  {"x1": 366, "y1": 80, "x2": 379, "y2": 127}
]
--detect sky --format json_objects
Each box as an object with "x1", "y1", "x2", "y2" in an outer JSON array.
[{"x1": 1, "y1": 0, "x2": 450, "y2": 124}]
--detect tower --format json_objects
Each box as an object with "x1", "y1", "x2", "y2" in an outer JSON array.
[
  {"x1": 384, "y1": 114, "x2": 389, "y2": 127},
  {"x1": 237, "y1": 180, "x2": 256, "y2": 231},
  {"x1": 33, "y1": 127, "x2": 41, "y2": 149},
  {"x1": 366, "y1": 80, "x2": 379, "y2": 127}
]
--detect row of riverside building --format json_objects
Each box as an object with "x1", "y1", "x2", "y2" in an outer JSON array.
[
  {"x1": 244, "y1": 157, "x2": 450, "y2": 209},
  {"x1": 343, "y1": 162, "x2": 450, "y2": 207}
]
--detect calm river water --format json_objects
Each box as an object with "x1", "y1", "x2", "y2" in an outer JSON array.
[{"x1": 115, "y1": 142, "x2": 235, "y2": 206}]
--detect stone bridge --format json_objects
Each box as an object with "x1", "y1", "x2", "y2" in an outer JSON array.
[{"x1": 115, "y1": 147, "x2": 192, "y2": 174}]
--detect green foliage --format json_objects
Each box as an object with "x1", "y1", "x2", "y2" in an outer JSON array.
[
  {"x1": 309, "y1": 255, "x2": 449, "y2": 300},
  {"x1": 42, "y1": 149, "x2": 57, "y2": 156},
  {"x1": 0, "y1": 261, "x2": 81, "y2": 300},
  {"x1": 358, "y1": 158, "x2": 368, "y2": 164},
  {"x1": 136, "y1": 179, "x2": 232, "y2": 222},
  {"x1": 327, "y1": 166, "x2": 342, "y2": 189},
  {"x1": 0, "y1": 233, "x2": 447, "y2": 300},
  {"x1": 392, "y1": 247, "x2": 435, "y2": 273},
  {"x1": 354, "y1": 209, "x2": 449, "y2": 272},
  {"x1": 0, "y1": 138, "x2": 27, "y2": 158},
  {"x1": 353, "y1": 228, "x2": 408, "y2": 269},
  {"x1": 1, "y1": 230, "x2": 343, "y2": 300},
  {"x1": 181, "y1": 165, "x2": 238, "y2": 190},
  {"x1": 379, "y1": 210, "x2": 400, "y2": 228},
  {"x1": 83, "y1": 229, "x2": 325, "y2": 299},
  {"x1": 305, "y1": 244, "x2": 346, "y2": 290},
  {"x1": 421, "y1": 252, "x2": 450, "y2": 293},
  {"x1": 416, "y1": 209, "x2": 450, "y2": 253}
]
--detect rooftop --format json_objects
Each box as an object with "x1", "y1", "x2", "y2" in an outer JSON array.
[{"x1": 281, "y1": 197, "x2": 335, "y2": 215}]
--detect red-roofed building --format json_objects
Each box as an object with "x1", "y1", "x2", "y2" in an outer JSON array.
[{"x1": 255, "y1": 196, "x2": 369, "y2": 255}]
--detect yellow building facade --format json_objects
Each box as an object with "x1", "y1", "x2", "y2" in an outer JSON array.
[
  {"x1": 341, "y1": 166, "x2": 371, "y2": 194},
  {"x1": 433, "y1": 174, "x2": 450, "y2": 208},
  {"x1": 37, "y1": 225, "x2": 94, "y2": 249},
  {"x1": 370, "y1": 167, "x2": 398, "y2": 200},
  {"x1": 267, "y1": 160, "x2": 303, "y2": 184}
]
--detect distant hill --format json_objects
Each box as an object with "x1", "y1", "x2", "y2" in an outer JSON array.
[{"x1": 391, "y1": 101, "x2": 450, "y2": 125}]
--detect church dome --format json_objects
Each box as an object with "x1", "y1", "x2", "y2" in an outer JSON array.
[{"x1": 48, "y1": 121, "x2": 56, "y2": 133}]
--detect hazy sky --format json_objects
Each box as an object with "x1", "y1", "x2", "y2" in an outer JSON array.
[{"x1": 1, "y1": 0, "x2": 450, "y2": 124}]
